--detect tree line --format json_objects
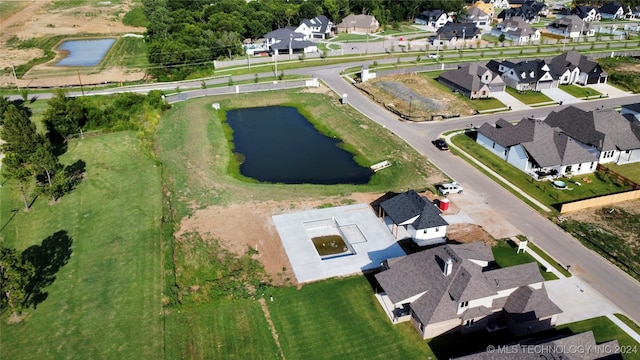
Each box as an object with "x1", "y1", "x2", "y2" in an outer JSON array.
[{"x1": 142, "y1": 0, "x2": 465, "y2": 79}]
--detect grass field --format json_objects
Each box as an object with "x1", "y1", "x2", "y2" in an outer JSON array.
[
  {"x1": 604, "y1": 162, "x2": 640, "y2": 183},
  {"x1": 492, "y1": 240, "x2": 558, "y2": 281},
  {"x1": 267, "y1": 276, "x2": 434, "y2": 359},
  {"x1": 0, "y1": 132, "x2": 163, "y2": 359},
  {"x1": 559, "y1": 84, "x2": 602, "y2": 98},
  {"x1": 505, "y1": 87, "x2": 553, "y2": 104}
]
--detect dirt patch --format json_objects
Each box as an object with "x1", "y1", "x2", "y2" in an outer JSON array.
[
  {"x1": 562, "y1": 199, "x2": 640, "y2": 244},
  {"x1": 176, "y1": 192, "x2": 381, "y2": 285},
  {"x1": 0, "y1": 0, "x2": 145, "y2": 87},
  {"x1": 355, "y1": 73, "x2": 475, "y2": 120},
  {"x1": 446, "y1": 223, "x2": 495, "y2": 246}
]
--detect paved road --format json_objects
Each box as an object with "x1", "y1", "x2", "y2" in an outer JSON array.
[{"x1": 300, "y1": 65, "x2": 640, "y2": 324}]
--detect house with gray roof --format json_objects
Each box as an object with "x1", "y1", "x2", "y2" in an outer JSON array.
[
  {"x1": 500, "y1": 59, "x2": 558, "y2": 91},
  {"x1": 452, "y1": 330, "x2": 622, "y2": 359},
  {"x1": 439, "y1": 63, "x2": 505, "y2": 99},
  {"x1": 599, "y1": 1, "x2": 625, "y2": 20},
  {"x1": 477, "y1": 118, "x2": 598, "y2": 177},
  {"x1": 546, "y1": 15, "x2": 595, "y2": 38},
  {"x1": 263, "y1": 28, "x2": 318, "y2": 55},
  {"x1": 464, "y1": 5, "x2": 493, "y2": 30},
  {"x1": 544, "y1": 106, "x2": 640, "y2": 165},
  {"x1": 335, "y1": 14, "x2": 379, "y2": 34},
  {"x1": 496, "y1": 0, "x2": 546, "y2": 23},
  {"x1": 379, "y1": 190, "x2": 448, "y2": 246},
  {"x1": 490, "y1": 16, "x2": 541, "y2": 44},
  {"x1": 558, "y1": 5, "x2": 601, "y2": 22},
  {"x1": 549, "y1": 50, "x2": 607, "y2": 85},
  {"x1": 620, "y1": 103, "x2": 640, "y2": 123},
  {"x1": 374, "y1": 242, "x2": 561, "y2": 339},
  {"x1": 434, "y1": 23, "x2": 481, "y2": 48},
  {"x1": 295, "y1": 15, "x2": 333, "y2": 39}
]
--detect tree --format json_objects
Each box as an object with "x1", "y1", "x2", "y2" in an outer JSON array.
[
  {"x1": 0, "y1": 246, "x2": 35, "y2": 316},
  {"x1": 42, "y1": 89, "x2": 87, "y2": 143},
  {"x1": 1, "y1": 105, "x2": 40, "y2": 158},
  {"x1": 30, "y1": 141, "x2": 64, "y2": 201},
  {"x1": 1, "y1": 152, "x2": 32, "y2": 210}
]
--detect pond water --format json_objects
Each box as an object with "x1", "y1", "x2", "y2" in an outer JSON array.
[
  {"x1": 55, "y1": 38, "x2": 116, "y2": 66},
  {"x1": 226, "y1": 106, "x2": 372, "y2": 184}
]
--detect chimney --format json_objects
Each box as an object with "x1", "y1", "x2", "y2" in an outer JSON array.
[{"x1": 444, "y1": 258, "x2": 453, "y2": 276}]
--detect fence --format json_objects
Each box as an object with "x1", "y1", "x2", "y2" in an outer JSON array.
[{"x1": 560, "y1": 190, "x2": 640, "y2": 213}]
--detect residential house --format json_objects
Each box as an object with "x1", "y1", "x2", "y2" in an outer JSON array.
[
  {"x1": 546, "y1": 15, "x2": 594, "y2": 38},
  {"x1": 434, "y1": 23, "x2": 481, "y2": 47},
  {"x1": 335, "y1": 14, "x2": 379, "y2": 34},
  {"x1": 548, "y1": 50, "x2": 607, "y2": 85},
  {"x1": 621, "y1": 103, "x2": 640, "y2": 123},
  {"x1": 472, "y1": 0, "x2": 495, "y2": 18},
  {"x1": 500, "y1": 59, "x2": 557, "y2": 91},
  {"x1": 599, "y1": 1, "x2": 625, "y2": 20},
  {"x1": 296, "y1": 15, "x2": 333, "y2": 39},
  {"x1": 497, "y1": 0, "x2": 546, "y2": 22},
  {"x1": 465, "y1": 5, "x2": 493, "y2": 30},
  {"x1": 491, "y1": 16, "x2": 541, "y2": 44},
  {"x1": 438, "y1": 63, "x2": 505, "y2": 99},
  {"x1": 489, "y1": 0, "x2": 510, "y2": 9},
  {"x1": 263, "y1": 28, "x2": 318, "y2": 55},
  {"x1": 452, "y1": 331, "x2": 621, "y2": 359},
  {"x1": 374, "y1": 242, "x2": 562, "y2": 339},
  {"x1": 415, "y1": 10, "x2": 453, "y2": 31},
  {"x1": 558, "y1": 5, "x2": 601, "y2": 22},
  {"x1": 477, "y1": 118, "x2": 598, "y2": 178},
  {"x1": 545, "y1": 106, "x2": 640, "y2": 165},
  {"x1": 378, "y1": 190, "x2": 448, "y2": 246}
]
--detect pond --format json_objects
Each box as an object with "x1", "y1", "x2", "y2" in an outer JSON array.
[
  {"x1": 55, "y1": 38, "x2": 116, "y2": 66},
  {"x1": 226, "y1": 106, "x2": 372, "y2": 184}
]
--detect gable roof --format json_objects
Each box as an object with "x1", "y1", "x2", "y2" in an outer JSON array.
[
  {"x1": 549, "y1": 50, "x2": 603, "y2": 76},
  {"x1": 417, "y1": 9, "x2": 446, "y2": 21},
  {"x1": 436, "y1": 22, "x2": 481, "y2": 40},
  {"x1": 263, "y1": 27, "x2": 304, "y2": 41},
  {"x1": 549, "y1": 15, "x2": 591, "y2": 32},
  {"x1": 503, "y1": 285, "x2": 562, "y2": 321},
  {"x1": 467, "y1": 5, "x2": 491, "y2": 19},
  {"x1": 440, "y1": 63, "x2": 503, "y2": 94},
  {"x1": 375, "y1": 243, "x2": 548, "y2": 326},
  {"x1": 494, "y1": 16, "x2": 538, "y2": 37},
  {"x1": 299, "y1": 15, "x2": 332, "y2": 33},
  {"x1": 599, "y1": 1, "x2": 624, "y2": 15},
  {"x1": 544, "y1": 106, "x2": 640, "y2": 151},
  {"x1": 503, "y1": 59, "x2": 556, "y2": 83},
  {"x1": 380, "y1": 190, "x2": 448, "y2": 229},
  {"x1": 336, "y1": 14, "x2": 379, "y2": 30}
]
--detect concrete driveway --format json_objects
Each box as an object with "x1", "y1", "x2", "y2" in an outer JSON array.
[
  {"x1": 541, "y1": 87, "x2": 582, "y2": 105},
  {"x1": 491, "y1": 91, "x2": 529, "y2": 111}
]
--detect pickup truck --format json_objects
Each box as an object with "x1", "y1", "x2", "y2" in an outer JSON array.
[{"x1": 437, "y1": 182, "x2": 463, "y2": 195}]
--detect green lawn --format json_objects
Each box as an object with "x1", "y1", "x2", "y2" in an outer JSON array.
[
  {"x1": 267, "y1": 276, "x2": 434, "y2": 359},
  {"x1": 165, "y1": 301, "x2": 281, "y2": 359},
  {"x1": 451, "y1": 132, "x2": 633, "y2": 211},
  {"x1": 0, "y1": 132, "x2": 163, "y2": 359},
  {"x1": 492, "y1": 240, "x2": 558, "y2": 281},
  {"x1": 559, "y1": 84, "x2": 602, "y2": 99},
  {"x1": 557, "y1": 316, "x2": 640, "y2": 360},
  {"x1": 471, "y1": 97, "x2": 507, "y2": 111},
  {"x1": 604, "y1": 162, "x2": 640, "y2": 183},
  {"x1": 505, "y1": 87, "x2": 553, "y2": 104}
]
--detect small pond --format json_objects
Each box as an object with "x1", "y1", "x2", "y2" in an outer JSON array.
[
  {"x1": 55, "y1": 38, "x2": 116, "y2": 66},
  {"x1": 226, "y1": 106, "x2": 372, "y2": 184}
]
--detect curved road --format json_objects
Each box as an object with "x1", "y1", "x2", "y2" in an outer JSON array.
[{"x1": 293, "y1": 64, "x2": 640, "y2": 323}]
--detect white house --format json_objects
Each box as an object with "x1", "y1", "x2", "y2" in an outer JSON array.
[
  {"x1": 379, "y1": 190, "x2": 448, "y2": 247},
  {"x1": 477, "y1": 118, "x2": 598, "y2": 178},
  {"x1": 545, "y1": 106, "x2": 640, "y2": 165},
  {"x1": 296, "y1": 15, "x2": 333, "y2": 39},
  {"x1": 415, "y1": 10, "x2": 453, "y2": 31},
  {"x1": 499, "y1": 59, "x2": 557, "y2": 91},
  {"x1": 599, "y1": 1, "x2": 625, "y2": 20},
  {"x1": 375, "y1": 242, "x2": 562, "y2": 339},
  {"x1": 490, "y1": 16, "x2": 541, "y2": 44},
  {"x1": 548, "y1": 51, "x2": 607, "y2": 85},
  {"x1": 546, "y1": 15, "x2": 594, "y2": 38}
]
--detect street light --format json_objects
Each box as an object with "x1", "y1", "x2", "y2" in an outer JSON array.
[{"x1": 409, "y1": 95, "x2": 413, "y2": 119}]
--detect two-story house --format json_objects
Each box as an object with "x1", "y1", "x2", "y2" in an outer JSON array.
[
  {"x1": 415, "y1": 10, "x2": 453, "y2": 31},
  {"x1": 295, "y1": 15, "x2": 333, "y2": 39},
  {"x1": 548, "y1": 51, "x2": 607, "y2": 85},
  {"x1": 500, "y1": 59, "x2": 557, "y2": 91},
  {"x1": 491, "y1": 16, "x2": 541, "y2": 44},
  {"x1": 599, "y1": 1, "x2": 625, "y2": 20},
  {"x1": 546, "y1": 15, "x2": 594, "y2": 38},
  {"x1": 438, "y1": 62, "x2": 505, "y2": 99}
]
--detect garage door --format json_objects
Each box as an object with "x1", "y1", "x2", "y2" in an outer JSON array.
[{"x1": 537, "y1": 81, "x2": 554, "y2": 89}]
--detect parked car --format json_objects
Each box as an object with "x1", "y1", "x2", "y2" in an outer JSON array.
[
  {"x1": 428, "y1": 53, "x2": 440, "y2": 59},
  {"x1": 438, "y1": 182, "x2": 463, "y2": 195},
  {"x1": 433, "y1": 138, "x2": 449, "y2": 150}
]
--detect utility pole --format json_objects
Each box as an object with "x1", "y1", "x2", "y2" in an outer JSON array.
[
  {"x1": 11, "y1": 65, "x2": 20, "y2": 92},
  {"x1": 77, "y1": 71, "x2": 85, "y2": 96}
]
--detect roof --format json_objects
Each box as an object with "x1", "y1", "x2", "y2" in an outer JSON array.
[
  {"x1": 436, "y1": 22, "x2": 481, "y2": 40},
  {"x1": 375, "y1": 243, "x2": 550, "y2": 326},
  {"x1": 299, "y1": 15, "x2": 332, "y2": 33},
  {"x1": 544, "y1": 106, "x2": 640, "y2": 151},
  {"x1": 503, "y1": 59, "x2": 556, "y2": 83},
  {"x1": 417, "y1": 10, "x2": 445, "y2": 21},
  {"x1": 548, "y1": 51, "x2": 603, "y2": 77},
  {"x1": 622, "y1": 102, "x2": 640, "y2": 113},
  {"x1": 549, "y1": 15, "x2": 591, "y2": 32},
  {"x1": 494, "y1": 16, "x2": 538, "y2": 37},
  {"x1": 379, "y1": 190, "x2": 448, "y2": 229},
  {"x1": 336, "y1": 14, "x2": 379, "y2": 30},
  {"x1": 467, "y1": 5, "x2": 491, "y2": 19},
  {"x1": 263, "y1": 28, "x2": 304, "y2": 41},
  {"x1": 600, "y1": 1, "x2": 623, "y2": 15},
  {"x1": 503, "y1": 285, "x2": 562, "y2": 321},
  {"x1": 439, "y1": 63, "x2": 503, "y2": 94},
  {"x1": 452, "y1": 331, "x2": 621, "y2": 359},
  {"x1": 478, "y1": 118, "x2": 597, "y2": 167},
  {"x1": 497, "y1": 1, "x2": 545, "y2": 20}
]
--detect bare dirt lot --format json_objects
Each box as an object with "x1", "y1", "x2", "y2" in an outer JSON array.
[{"x1": 0, "y1": 0, "x2": 145, "y2": 87}]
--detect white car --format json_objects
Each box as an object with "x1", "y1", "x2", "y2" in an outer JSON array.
[
  {"x1": 427, "y1": 53, "x2": 440, "y2": 59},
  {"x1": 438, "y1": 182, "x2": 463, "y2": 195}
]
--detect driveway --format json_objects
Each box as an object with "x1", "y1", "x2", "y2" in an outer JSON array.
[
  {"x1": 491, "y1": 91, "x2": 529, "y2": 111},
  {"x1": 541, "y1": 87, "x2": 582, "y2": 105}
]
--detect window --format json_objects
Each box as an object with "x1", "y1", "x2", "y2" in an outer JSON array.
[
  {"x1": 577, "y1": 163, "x2": 582, "y2": 171},
  {"x1": 590, "y1": 162, "x2": 595, "y2": 170},
  {"x1": 460, "y1": 301, "x2": 469, "y2": 308},
  {"x1": 492, "y1": 142, "x2": 496, "y2": 149},
  {"x1": 465, "y1": 319, "x2": 475, "y2": 327}
]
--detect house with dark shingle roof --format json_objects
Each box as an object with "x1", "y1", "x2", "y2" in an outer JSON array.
[
  {"x1": 500, "y1": 59, "x2": 557, "y2": 91},
  {"x1": 379, "y1": 190, "x2": 448, "y2": 246},
  {"x1": 465, "y1": 5, "x2": 493, "y2": 30},
  {"x1": 558, "y1": 5, "x2": 601, "y2": 22},
  {"x1": 295, "y1": 15, "x2": 333, "y2": 39},
  {"x1": 621, "y1": 103, "x2": 640, "y2": 123},
  {"x1": 374, "y1": 242, "x2": 561, "y2": 339},
  {"x1": 490, "y1": 16, "x2": 541, "y2": 44},
  {"x1": 415, "y1": 10, "x2": 452, "y2": 30},
  {"x1": 477, "y1": 118, "x2": 598, "y2": 177},
  {"x1": 438, "y1": 63, "x2": 505, "y2": 99},
  {"x1": 600, "y1": 1, "x2": 625, "y2": 20},
  {"x1": 548, "y1": 51, "x2": 607, "y2": 85},
  {"x1": 544, "y1": 106, "x2": 640, "y2": 165},
  {"x1": 546, "y1": 15, "x2": 595, "y2": 38},
  {"x1": 434, "y1": 22, "x2": 481, "y2": 47},
  {"x1": 263, "y1": 28, "x2": 318, "y2": 55},
  {"x1": 496, "y1": 0, "x2": 546, "y2": 23},
  {"x1": 452, "y1": 330, "x2": 621, "y2": 359}
]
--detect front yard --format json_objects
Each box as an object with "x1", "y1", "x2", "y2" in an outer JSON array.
[{"x1": 505, "y1": 87, "x2": 553, "y2": 105}]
